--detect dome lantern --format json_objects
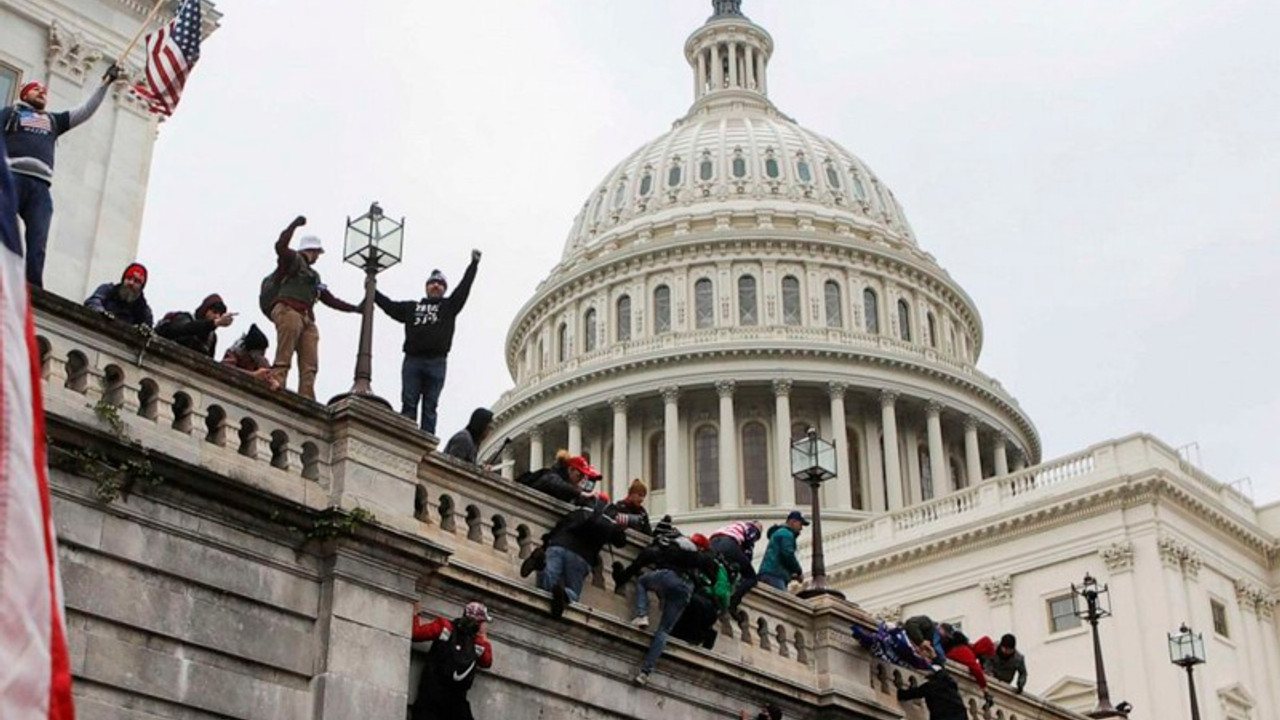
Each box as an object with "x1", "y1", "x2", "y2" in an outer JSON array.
[{"x1": 685, "y1": 0, "x2": 775, "y2": 115}]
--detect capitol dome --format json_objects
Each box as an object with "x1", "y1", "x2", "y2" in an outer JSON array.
[{"x1": 484, "y1": 0, "x2": 1039, "y2": 535}]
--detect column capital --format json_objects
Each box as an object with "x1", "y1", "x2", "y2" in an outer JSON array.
[
  {"x1": 827, "y1": 381, "x2": 848, "y2": 400},
  {"x1": 925, "y1": 400, "x2": 944, "y2": 417},
  {"x1": 527, "y1": 424, "x2": 542, "y2": 441},
  {"x1": 565, "y1": 408, "x2": 582, "y2": 426},
  {"x1": 1234, "y1": 578, "x2": 1270, "y2": 614},
  {"x1": 609, "y1": 395, "x2": 629, "y2": 413},
  {"x1": 878, "y1": 389, "x2": 899, "y2": 408},
  {"x1": 715, "y1": 379, "x2": 737, "y2": 398},
  {"x1": 963, "y1": 415, "x2": 981, "y2": 432},
  {"x1": 980, "y1": 575, "x2": 1013, "y2": 606},
  {"x1": 660, "y1": 386, "x2": 681, "y2": 404},
  {"x1": 772, "y1": 378, "x2": 793, "y2": 397},
  {"x1": 1098, "y1": 540, "x2": 1135, "y2": 573}
]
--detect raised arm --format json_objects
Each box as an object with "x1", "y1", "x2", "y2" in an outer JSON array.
[
  {"x1": 275, "y1": 216, "x2": 306, "y2": 274},
  {"x1": 64, "y1": 82, "x2": 110, "y2": 130},
  {"x1": 447, "y1": 250, "x2": 481, "y2": 314}
]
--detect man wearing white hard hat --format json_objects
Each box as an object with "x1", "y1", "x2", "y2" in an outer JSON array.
[{"x1": 262, "y1": 215, "x2": 361, "y2": 399}]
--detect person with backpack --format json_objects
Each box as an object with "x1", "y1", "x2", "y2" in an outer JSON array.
[
  {"x1": 261, "y1": 215, "x2": 361, "y2": 400},
  {"x1": 221, "y1": 323, "x2": 280, "y2": 388},
  {"x1": 533, "y1": 497, "x2": 628, "y2": 618},
  {"x1": 156, "y1": 293, "x2": 235, "y2": 357},
  {"x1": 374, "y1": 250, "x2": 480, "y2": 435},
  {"x1": 757, "y1": 510, "x2": 808, "y2": 591},
  {"x1": 2, "y1": 65, "x2": 123, "y2": 287},
  {"x1": 896, "y1": 665, "x2": 968, "y2": 720},
  {"x1": 709, "y1": 520, "x2": 763, "y2": 621},
  {"x1": 411, "y1": 601, "x2": 494, "y2": 720},
  {"x1": 84, "y1": 262, "x2": 154, "y2": 328},
  {"x1": 631, "y1": 532, "x2": 724, "y2": 685}
]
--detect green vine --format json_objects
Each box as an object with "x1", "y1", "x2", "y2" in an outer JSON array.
[
  {"x1": 305, "y1": 506, "x2": 377, "y2": 542},
  {"x1": 52, "y1": 445, "x2": 163, "y2": 504},
  {"x1": 92, "y1": 398, "x2": 128, "y2": 439}
]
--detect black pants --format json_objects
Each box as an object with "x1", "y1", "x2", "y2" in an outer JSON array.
[{"x1": 710, "y1": 536, "x2": 756, "y2": 608}]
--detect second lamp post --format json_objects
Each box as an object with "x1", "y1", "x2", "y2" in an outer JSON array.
[{"x1": 339, "y1": 202, "x2": 403, "y2": 404}]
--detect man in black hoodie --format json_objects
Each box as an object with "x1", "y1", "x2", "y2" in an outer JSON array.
[
  {"x1": 444, "y1": 408, "x2": 494, "y2": 465},
  {"x1": 375, "y1": 250, "x2": 480, "y2": 435},
  {"x1": 156, "y1": 293, "x2": 236, "y2": 357},
  {"x1": 896, "y1": 665, "x2": 967, "y2": 720}
]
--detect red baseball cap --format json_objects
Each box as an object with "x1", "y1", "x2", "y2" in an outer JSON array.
[{"x1": 566, "y1": 455, "x2": 600, "y2": 478}]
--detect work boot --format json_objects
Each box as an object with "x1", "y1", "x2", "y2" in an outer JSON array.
[
  {"x1": 519, "y1": 546, "x2": 546, "y2": 578},
  {"x1": 550, "y1": 577, "x2": 568, "y2": 619},
  {"x1": 611, "y1": 561, "x2": 628, "y2": 594},
  {"x1": 701, "y1": 628, "x2": 718, "y2": 650}
]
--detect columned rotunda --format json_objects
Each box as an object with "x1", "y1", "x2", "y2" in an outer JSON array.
[{"x1": 485, "y1": 0, "x2": 1038, "y2": 533}]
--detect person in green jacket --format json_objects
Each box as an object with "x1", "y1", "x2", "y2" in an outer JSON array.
[{"x1": 758, "y1": 510, "x2": 809, "y2": 591}]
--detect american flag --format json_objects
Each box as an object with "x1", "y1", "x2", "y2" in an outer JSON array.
[
  {"x1": 133, "y1": 0, "x2": 203, "y2": 117},
  {"x1": 0, "y1": 145, "x2": 74, "y2": 716}
]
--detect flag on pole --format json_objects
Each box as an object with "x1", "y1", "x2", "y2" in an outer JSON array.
[
  {"x1": 0, "y1": 145, "x2": 75, "y2": 717},
  {"x1": 132, "y1": 0, "x2": 203, "y2": 117}
]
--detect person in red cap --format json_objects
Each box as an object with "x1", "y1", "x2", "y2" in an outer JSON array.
[
  {"x1": 411, "y1": 601, "x2": 493, "y2": 720},
  {"x1": 156, "y1": 293, "x2": 236, "y2": 357},
  {"x1": 2, "y1": 64, "x2": 124, "y2": 286},
  {"x1": 84, "y1": 262, "x2": 154, "y2": 328}
]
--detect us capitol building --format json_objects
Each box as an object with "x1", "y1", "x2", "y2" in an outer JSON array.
[{"x1": 484, "y1": 2, "x2": 1280, "y2": 719}]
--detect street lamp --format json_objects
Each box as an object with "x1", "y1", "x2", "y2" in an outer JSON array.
[
  {"x1": 1072, "y1": 573, "x2": 1126, "y2": 718},
  {"x1": 790, "y1": 427, "x2": 844, "y2": 600},
  {"x1": 335, "y1": 202, "x2": 402, "y2": 404},
  {"x1": 1168, "y1": 623, "x2": 1205, "y2": 720}
]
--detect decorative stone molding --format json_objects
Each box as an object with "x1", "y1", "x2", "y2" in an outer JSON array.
[
  {"x1": 980, "y1": 575, "x2": 1013, "y2": 605},
  {"x1": 1156, "y1": 534, "x2": 1201, "y2": 579},
  {"x1": 963, "y1": 415, "x2": 980, "y2": 431},
  {"x1": 771, "y1": 378, "x2": 792, "y2": 397},
  {"x1": 870, "y1": 605, "x2": 902, "y2": 624},
  {"x1": 878, "y1": 389, "x2": 899, "y2": 408},
  {"x1": 1098, "y1": 541, "x2": 1135, "y2": 573},
  {"x1": 827, "y1": 381, "x2": 847, "y2": 400},
  {"x1": 660, "y1": 386, "x2": 681, "y2": 404},
  {"x1": 925, "y1": 400, "x2": 943, "y2": 418},
  {"x1": 715, "y1": 379, "x2": 736, "y2": 398},
  {"x1": 48, "y1": 20, "x2": 105, "y2": 85},
  {"x1": 608, "y1": 396, "x2": 628, "y2": 413},
  {"x1": 1181, "y1": 550, "x2": 1201, "y2": 579},
  {"x1": 564, "y1": 408, "x2": 582, "y2": 426},
  {"x1": 1233, "y1": 579, "x2": 1270, "y2": 615},
  {"x1": 527, "y1": 424, "x2": 542, "y2": 441}
]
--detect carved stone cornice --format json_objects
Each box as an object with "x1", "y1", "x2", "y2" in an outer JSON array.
[
  {"x1": 1098, "y1": 540, "x2": 1135, "y2": 573},
  {"x1": 771, "y1": 378, "x2": 792, "y2": 398},
  {"x1": 47, "y1": 19, "x2": 104, "y2": 85},
  {"x1": 1233, "y1": 579, "x2": 1270, "y2": 615},
  {"x1": 715, "y1": 379, "x2": 736, "y2": 398},
  {"x1": 608, "y1": 395, "x2": 628, "y2": 413},
  {"x1": 1157, "y1": 534, "x2": 1201, "y2": 578},
  {"x1": 925, "y1": 400, "x2": 943, "y2": 418},
  {"x1": 980, "y1": 575, "x2": 1013, "y2": 605}
]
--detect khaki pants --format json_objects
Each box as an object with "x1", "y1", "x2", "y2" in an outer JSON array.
[{"x1": 270, "y1": 304, "x2": 320, "y2": 399}]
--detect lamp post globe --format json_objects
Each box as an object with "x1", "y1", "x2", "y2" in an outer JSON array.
[{"x1": 1168, "y1": 623, "x2": 1205, "y2": 720}]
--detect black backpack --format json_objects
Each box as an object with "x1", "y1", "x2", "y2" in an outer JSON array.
[{"x1": 422, "y1": 616, "x2": 482, "y2": 695}]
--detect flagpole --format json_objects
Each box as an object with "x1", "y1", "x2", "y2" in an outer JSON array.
[{"x1": 116, "y1": 0, "x2": 170, "y2": 68}]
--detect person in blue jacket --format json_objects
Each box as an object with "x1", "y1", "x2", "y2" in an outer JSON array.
[{"x1": 757, "y1": 510, "x2": 809, "y2": 591}]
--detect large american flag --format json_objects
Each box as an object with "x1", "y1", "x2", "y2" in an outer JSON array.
[
  {"x1": 0, "y1": 146, "x2": 74, "y2": 715},
  {"x1": 133, "y1": 0, "x2": 203, "y2": 117}
]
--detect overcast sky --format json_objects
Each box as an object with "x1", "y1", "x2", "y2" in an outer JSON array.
[{"x1": 137, "y1": 0, "x2": 1279, "y2": 505}]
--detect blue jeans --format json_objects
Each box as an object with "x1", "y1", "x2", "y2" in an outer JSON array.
[
  {"x1": 401, "y1": 355, "x2": 447, "y2": 434},
  {"x1": 759, "y1": 573, "x2": 788, "y2": 591},
  {"x1": 637, "y1": 569, "x2": 693, "y2": 672},
  {"x1": 14, "y1": 174, "x2": 53, "y2": 287},
  {"x1": 538, "y1": 546, "x2": 590, "y2": 601}
]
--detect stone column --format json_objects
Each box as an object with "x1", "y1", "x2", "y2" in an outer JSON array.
[
  {"x1": 880, "y1": 390, "x2": 903, "y2": 510},
  {"x1": 744, "y1": 44, "x2": 755, "y2": 88},
  {"x1": 864, "y1": 413, "x2": 885, "y2": 512},
  {"x1": 610, "y1": 396, "x2": 629, "y2": 498},
  {"x1": 662, "y1": 387, "x2": 683, "y2": 513},
  {"x1": 773, "y1": 379, "x2": 796, "y2": 507},
  {"x1": 903, "y1": 425, "x2": 922, "y2": 505},
  {"x1": 1258, "y1": 599, "x2": 1280, "y2": 716},
  {"x1": 1234, "y1": 582, "x2": 1268, "y2": 715},
  {"x1": 828, "y1": 382, "x2": 852, "y2": 510},
  {"x1": 963, "y1": 416, "x2": 982, "y2": 486},
  {"x1": 697, "y1": 51, "x2": 708, "y2": 97},
  {"x1": 567, "y1": 409, "x2": 582, "y2": 456},
  {"x1": 926, "y1": 401, "x2": 950, "y2": 496},
  {"x1": 711, "y1": 43, "x2": 721, "y2": 89},
  {"x1": 757, "y1": 52, "x2": 766, "y2": 94},
  {"x1": 528, "y1": 425, "x2": 543, "y2": 470},
  {"x1": 727, "y1": 42, "x2": 738, "y2": 88},
  {"x1": 1012, "y1": 452, "x2": 1027, "y2": 472},
  {"x1": 993, "y1": 432, "x2": 1009, "y2": 477},
  {"x1": 716, "y1": 380, "x2": 738, "y2": 509},
  {"x1": 501, "y1": 444, "x2": 515, "y2": 480}
]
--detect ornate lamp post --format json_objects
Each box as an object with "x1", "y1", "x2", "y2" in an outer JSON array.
[
  {"x1": 1168, "y1": 623, "x2": 1206, "y2": 720},
  {"x1": 333, "y1": 202, "x2": 402, "y2": 405},
  {"x1": 1072, "y1": 573, "x2": 1126, "y2": 718},
  {"x1": 791, "y1": 427, "x2": 844, "y2": 600}
]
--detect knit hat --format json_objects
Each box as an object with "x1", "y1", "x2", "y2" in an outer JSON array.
[
  {"x1": 195, "y1": 293, "x2": 227, "y2": 317},
  {"x1": 242, "y1": 323, "x2": 269, "y2": 351},
  {"x1": 296, "y1": 235, "x2": 324, "y2": 253},
  {"x1": 122, "y1": 262, "x2": 148, "y2": 288},
  {"x1": 463, "y1": 601, "x2": 491, "y2": 623},
  {"x1": 20, "y1": 81, "x2": 44, "y2": 100},
  {"x1": 1000, "y1": 633, "x2": 1017, "y2": 650},
  {"x1": 427, "y1": 269, "x2": 448, "y2": 288}
]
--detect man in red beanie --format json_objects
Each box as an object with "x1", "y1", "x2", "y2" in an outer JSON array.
[
  {"x1": 156, "y1": 293, "x2": 236, "y2": 357},
  {"x1": 2, "y1": 65, "x2": 124, "y2": 286},
  {"x1": 84, "y1": 262, "x2": 154, "y2": 328}
]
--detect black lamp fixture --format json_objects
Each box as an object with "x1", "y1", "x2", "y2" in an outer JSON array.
[
  {"x1": 1168, "y1": 623, "x2": 1205, "y2": 720},
  {"x1": 330, "y1": 201, "x2": 403, "y2": 406},
  {"x1": 1071, "y1": 573, "x2": 1127, "y2": 718},
  {"x1": 790, "y1": 427, "x2": 844, "y2": 600}
]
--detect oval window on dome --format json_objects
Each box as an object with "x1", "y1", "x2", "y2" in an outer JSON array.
[
  {"x1": 612, "y1": 181, "x2": 627, "y2": 209},
  {"x1": 796, "y1": 160, "x2": 812, "y2": 184},
  {"x1": 667, "y1": 164, "x2": 682, "y2": 188},
  {"x1": 700, "y1": 157, "x2": 714, "y2": 182},
  {"x1": 825, "y1": 164, "x2": 841, "y2": 189},
  {"x1": 765, "y1": 157, "x2": 780, "y2": 179},
  {"x1": 639, "y1": 172, "x2": 653, "y2": 197},
  {"x1": 850, "y1": 170, "x2": 867, "y2": 199},
  {"x1": 732, "y1": 156, "x2": 747, "y2": 179}
]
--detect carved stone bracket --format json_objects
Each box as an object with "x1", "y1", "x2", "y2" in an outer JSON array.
[
  {"x1": 1157, "y1": 534, "x2": 1202, "y2": 579},
  {"x1": 48, "y1": 20, "x2": 105, "y2": 85},
  {"x1": 1234, "y1": 579, "x2": 1271, "y2": 616},
  {"x1": 827, "y1": 381, "x2": 847, "y2": 400},
  {"x1": 980, "y1": 575, "x2": 1013, "y2": 605},
  {"x1": 1099, "y1": 540, "x2": 1135, "y2": 573}
]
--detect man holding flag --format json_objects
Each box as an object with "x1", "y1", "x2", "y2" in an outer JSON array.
[{"x1": 0, "y1": 135, "x2": 76, "y2": 716}]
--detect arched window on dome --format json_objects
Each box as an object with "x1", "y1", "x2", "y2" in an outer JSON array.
[
  {"x1": 694, "y1": 424, "x2": 719, "y2": 508},
  {"x1": 695, "y1": 278, "x2": 714, "y2": 329},
  {"x1": 897, "y1": 299, "x2": 912, "y2": 342},
  {"x1": 927, "y1": 312, "x2": 938, "y2": 349},
  {"x1": 654, "y1": 285, "x2": 672, "y2": 334},
  {"x1": 612, "y1": 179, "x2": 628, "y2": 210},
  {"x1": 863, "y1": 288, "x2": 880, "y2": 334},
  {"x1": 583, "y1": 308, "x2": 597, "y2": 352},
  {"x1": 781, "y1": 275, "x2": 802, "y2": 326},
  {"x1": 699, "y1": 151, "x2": 715, "y2": 182},
  {"x1": 732, "y1": 148, "x2": 748, "y2": 179},
  {"x1": 824, "y1": 160, "x2": 842, "y2": 190},
  {"x1": 591, "y1": 189, "x2": 606, "y2": 223},
  {"x1": 741, "y1": 422, "x2": 769, "y2": 505},
  {"x1": 824, "y1": 280, "x2": 843, "y2": 328},
  {"x1": 849, "y1": 168, "x2": 868, "y2": 200},
  {"x1": 919, "y1": 446, "x2": 934, "y2": 501},
  {"x1": 792, "y1": 422, "x2": 813, "y2": 505},
  {"x1": 796, "y1": 157, "x2": 813, "y2": 184},
  {"x1": 616, "y1": 295, "x2": 632, "y2": 342},
  {"x1": 557, "y1": 322, "x2": 569, "y2": 363},
  {"x1": 738, "y1": 275, "x2": 758, "y2": 326},
  {"x1": 639, "y1": 167, "x2": 654, "y2": 198},
  {"x1": 764, "y1": 149, "x2": 781, "y2": 179},
  {"x1": 667, "y1": 158, "x2": 683, "y2": 189},
  {"x1": 648, "y1": 431, "x2": 665, "y2": 492}
]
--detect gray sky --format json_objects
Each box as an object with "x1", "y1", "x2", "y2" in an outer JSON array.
[{"x1": 137, "y1": 0, "x2": 1280, "y2": 504}]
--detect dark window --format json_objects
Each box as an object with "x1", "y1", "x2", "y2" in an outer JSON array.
[
  {"x1": 765, "y1": 157, "x2": 780, "y2": 179},
  {"x1": 1049, "y1": 595, "x2": 1082, "y2": 633},
  {"x1": 825, "y1": 164, "x2": 841, "y2": 189},
  {"x1": 700, "y1": 156, "x2": 714, "y2": 181},
  {"x1": 847, "y1": 427, "x2": 862, "y2": 510},
  {"x1": 583, "y1": 309, "x2": 597, "y2": 352},
  {"x1": 863, "y1": 288, "x2": 880, "y2": 334},
  {"x1": 927, "y1": 312, "x2": 938, "y2": 348},
  {"x1": 738, "y1": 275, "x2": 758, "y2": 325},
  {"x1": 850, "y1": 171, "x2": 867, "y2": 199},
  {"x1": 695, "y1": 425, "x2": 720, "y2": 507},
  {"x1": 557, "y1": 323, "x2": 569, "y2": 362},
  {"x1": 695, "y1": 278, "x2": 715, "y2": 329},
  {"x1": 1212, "y1": 599, "x2": 1230, "y2": 637},
  {"x1": 781, "y1": 276, "x2": 802, "y2": 325},
  {"x1": 667, "y1": 164, "x2": 682, "y2": 188},
  {"x1": 742, "y1": 422, "x2": 769, "y2": 505},
  {"x1": 897, "y1": 299, "x2": 912, "y2": 342},
  {"x1": 616, "y1": 295, "x2": 632, "y2": 342},
  {"x1": 732, "y1": 156, "x2": 747, "y2": 178},
  {"x1": 919, "y1": 447, "x2": 933, "y2": 500},
  {"x1": 0, "y1": 63, "x2": 19, "y2": 105},
  {"x1": 654, "y1": 285, "x2": 672, "y2": 334},
  {"x1": 639, "y1": 172, "x2": 653, "y2": 197},
  {"x1": 797, "y1": 160, "x2": 812, "y2": 183},
  {"x1": 824, "y1": 280, "x2": 843, "y2": 328},
  {"x1": 649, "y1": 432, "x2": 665, "y2": 492}
]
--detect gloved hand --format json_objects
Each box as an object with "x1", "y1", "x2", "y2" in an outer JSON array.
[
  {"x1": 103, "y1": 63, "x2": 124, "y2": 83},
  {"x1": 982, "y1": 691, "x2": 995, "y2": 711}
]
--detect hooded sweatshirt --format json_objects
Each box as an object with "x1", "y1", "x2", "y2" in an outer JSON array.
[
  {"x1": 443, "y1": 408, "x2": 494, "y2": 463},
  {"x1": 375, "y1": 256, "x2": 479, "y2": 358},
  {"x1": 156, "y1": 293, "x2": 226, "y2": 357}
]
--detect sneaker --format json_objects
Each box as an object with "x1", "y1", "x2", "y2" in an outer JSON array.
[
  {"x1": 630, "y1": 615, "x2": 650, "y2": 629},
  {"x1": 519, "y1": 546, "x2": 546, "y2": 578},
  {"x1": 701, "y1": 629, "x2": 718, "y2": 650},
  {"x1": 633, "y1": 670, "x2": 650, "y2": 686},
  {"x1": 550, "y1": 577, "x2": 568, "y2": 619}
]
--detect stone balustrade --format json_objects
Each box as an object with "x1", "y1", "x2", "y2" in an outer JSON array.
[{"x1": 34, "y1": 290, "x2": 1084, "y2": 720}]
